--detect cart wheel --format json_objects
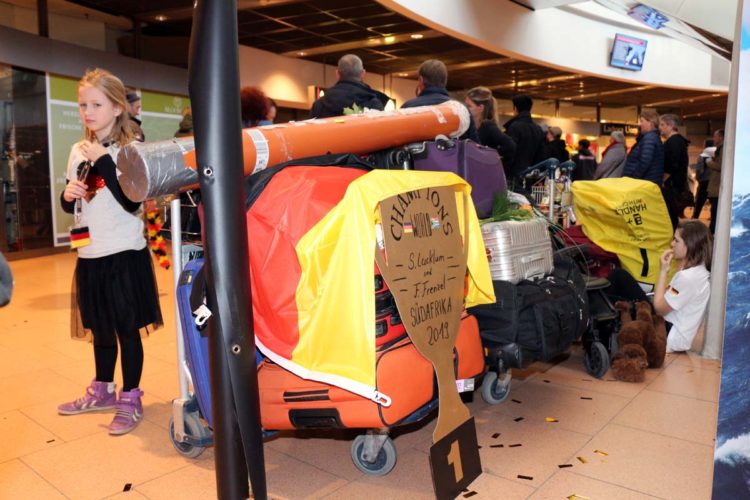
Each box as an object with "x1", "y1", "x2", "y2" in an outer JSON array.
[
  {"x1": 169, "y1": 412, "x2": 210, "y2": 458},
  {"x1": 351, "y1": 435, "x2": 397, "y2": 476},
  {"x1": 584, "y1": 341, "x2": 610, "y2": 379},
  {"x1": 480, "y1": 371, "x2": 512, "y2": 405}
]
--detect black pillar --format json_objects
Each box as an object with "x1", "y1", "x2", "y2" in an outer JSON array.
[{"x1": 189, "y1": 0, "x2": 267, "y2": 499}]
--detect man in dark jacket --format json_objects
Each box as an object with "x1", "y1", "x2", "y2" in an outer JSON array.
[
  {"x1": 572, "y1": 139, "x2": 597, "y2": 182},
  {"x1": 659, "y1": 113, "x2": 692, "y2": 228},
  {"x1": 503, "y1": 95, "x2": 546, "y2": 186},
  {"x1": 401, "y1": 59, "x2": 479, "y2": 142},
  {"x1": 310, "y1": 54, "x2": 389, "y2": 118}
]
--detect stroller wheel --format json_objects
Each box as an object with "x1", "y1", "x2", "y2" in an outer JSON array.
[
  {"x1": 480, "y1": 371, "x2": 512, "y2": 405},
  {"x1": 351, "y1": 434, "x2": 397, "y2": 476},
  {"x1": 584, "y1": 341, "x2": 610, "y2": 379}
]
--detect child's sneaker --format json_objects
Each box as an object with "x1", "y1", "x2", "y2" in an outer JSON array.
[
  {"x1": 58, "y1": 380, "x2": 116, "y2": 415},
  {"x1": 108, "y1": 388, "x2": 144, "y2": 435}
]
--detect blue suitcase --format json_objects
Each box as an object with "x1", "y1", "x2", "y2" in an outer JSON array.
[{"x1": 177, "y1": 258, "x2": 262, "y2": 428}]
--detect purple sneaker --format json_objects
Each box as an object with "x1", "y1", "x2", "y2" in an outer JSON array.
[
  {"x1": 58, "y1": 380, "x2": 116, "y2": 415},
  {"x1": 109, "y1": 388, "x2": 144, "y2": 435}
]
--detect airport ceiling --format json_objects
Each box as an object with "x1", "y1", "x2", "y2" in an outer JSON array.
[{"x1": 66, "y1": 0, "x2": 728, "y2": 121}]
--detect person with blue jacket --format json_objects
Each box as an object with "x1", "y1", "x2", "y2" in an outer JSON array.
[{"x1": 623, "y1": 109, "x2": 664, "y2": 185}]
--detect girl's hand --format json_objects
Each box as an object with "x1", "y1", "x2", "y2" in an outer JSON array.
[
  {"x1": 63, "y1": 180, "x2": 88, "y2": 202},
  {"x1": 660, "y1": 249, "x2": 674, "y2": 269},
  {"x1": 80, "y1": 141, "x2": 107, "y2": 163}
]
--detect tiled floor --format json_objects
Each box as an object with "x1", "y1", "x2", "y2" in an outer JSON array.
[{"x1": 2, "y1": 251, "x2": 720, "y2": 499}]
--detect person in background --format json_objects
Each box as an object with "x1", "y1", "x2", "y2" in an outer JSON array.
[
  {"x1": 310, "y1": 54, "x2": 388, "y2": 118},
  {"x1": 174, "y1": 107, "x2": 193, "y2": 137},
  {"x1": 503, "y1": 95, "x2": 546, "y2": 187},
  {"x1": 545, "y1": 126, "x2": 569, "y2": 163},
  {"x1": 594, "y1": 131, "x2": 627, "y2": 179},
  {"x1": 0, "y1": 251, "x2": 11, "y2": 307},
  {"x1": 402, "y1": 59, "x2": 478, "y2": 142},
  {"x1": 125, "y1": 91, "x2": 144, "y2": 142},
  {"x1": 623, "y1": 109, "x2": 664, "y2": 185},
  {"x1": 660, "y1": 113, "x2": 691, "y2": 229},
  {"x1": 259, "y1": 98, "x2": 276, "y2": 126},
  {"x1": 241, "y1": 86, "x2": 270, "y2": 128},
  {"x1": 465, "y1": 86, "x2": 516, "y2": 167},
  {"x1": 572, "y1": 138, "x2": 597, "y2": 181},
  {"x1": 706, "y1": 129, "x2": 724, "y2": 234},
  {"x1": 58, "y1": 68, "x2": 162, "y2": 435},
  {"x1": 692, "y1": 138, "x2": 715, "y2": 220}
]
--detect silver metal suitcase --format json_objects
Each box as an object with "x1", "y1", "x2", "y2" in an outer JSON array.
[{"x1": 481, "y1": 219, "x2": 553, "y2": 283}]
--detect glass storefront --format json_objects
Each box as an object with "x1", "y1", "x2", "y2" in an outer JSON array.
[{"x1": 0, "y1": 64, "x2": 52, "y2": 255}]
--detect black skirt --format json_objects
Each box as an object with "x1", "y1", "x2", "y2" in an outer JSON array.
[{"x1": 72, "y1": 247, "x2": 163, "y2": 346}]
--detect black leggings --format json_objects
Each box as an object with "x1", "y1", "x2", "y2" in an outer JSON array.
[{"x1": 94, "y1": 333, "x2": 144, "y2": 391}]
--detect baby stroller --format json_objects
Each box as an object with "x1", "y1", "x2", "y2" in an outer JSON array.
[{"x1": 519, "y1": 159, "x2": 619, "y2": 378}]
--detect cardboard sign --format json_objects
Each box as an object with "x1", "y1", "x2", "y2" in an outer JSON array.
[
  {"x1": 375, "y1": 186, "x2": 469, "y2": 442},
  {"x1": 429, "y1": 417, "x2": 482, "y2": 500}
]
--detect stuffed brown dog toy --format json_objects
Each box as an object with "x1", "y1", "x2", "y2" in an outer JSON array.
[{"x1": 611, "y1": 301, "x2": 667, "y2": 381}]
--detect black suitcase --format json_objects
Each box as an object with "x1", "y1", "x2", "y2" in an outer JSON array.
[{"x1": 469, "y1": 275, "x2": 587, "y2": 362}]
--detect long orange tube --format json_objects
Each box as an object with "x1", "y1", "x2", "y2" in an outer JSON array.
[{"x1": 116, "y1": 101, "x2": 469, "y2": 201}]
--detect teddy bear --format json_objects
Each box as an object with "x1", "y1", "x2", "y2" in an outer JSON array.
[{"x1": 611, "y1": 300, "x2": 667, "y2": 382}]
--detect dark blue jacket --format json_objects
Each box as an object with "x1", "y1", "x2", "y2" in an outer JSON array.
[
  {"x1": 623, "y1": 130, "x2": 664, "y2": 185},
  {"x1": 401, "y1": 86, "x2": 479, "y2": 142}
]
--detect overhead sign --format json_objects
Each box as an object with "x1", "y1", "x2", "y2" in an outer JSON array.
[{"x1": 601, "y1": 122, "x2": 640, "y2": 136}]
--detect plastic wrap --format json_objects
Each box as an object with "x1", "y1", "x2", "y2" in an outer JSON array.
[{"x1": 116, "y1": 101, "x2": 470, "y2": 202}]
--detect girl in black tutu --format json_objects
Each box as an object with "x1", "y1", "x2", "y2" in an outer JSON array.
[{"x1": 58, "y1": 68, "x2": 162, "y2": 435}]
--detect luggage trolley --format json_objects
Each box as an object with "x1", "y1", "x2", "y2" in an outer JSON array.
[
  {"x1": 165, "y1": 195, "x2": 483, "y2": 476},
  {"x1": 522, "y1": 158, "x2": 576, "y2": 228}
]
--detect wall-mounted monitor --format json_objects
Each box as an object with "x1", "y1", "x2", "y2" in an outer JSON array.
[{"x1": 610, "y1": 33, "x2": 648, "y2": 71}]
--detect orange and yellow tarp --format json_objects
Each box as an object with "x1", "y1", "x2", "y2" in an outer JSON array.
[{"x1": 246, "y1": 167, "x2": 495, "y2": 405}]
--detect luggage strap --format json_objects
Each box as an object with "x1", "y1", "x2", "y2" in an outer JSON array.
[{"x1": 189, "y1": 264, "x2": 212, "y2": 329}]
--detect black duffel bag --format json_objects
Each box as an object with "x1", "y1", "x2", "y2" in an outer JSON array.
[{"x1": 469, "y1": 273, "x2": 587, "y2": 362}]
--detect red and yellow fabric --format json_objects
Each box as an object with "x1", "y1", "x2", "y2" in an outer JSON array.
[
  {"x1": 572, "y1": 177, "x2": 673, "y2": 288},
  {"x1": 246, "y1": 168, "x2": 495, "y2": 405}
]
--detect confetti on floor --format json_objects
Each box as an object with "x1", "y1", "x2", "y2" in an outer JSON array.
[
  {"x1": 580, "y1": 397, "x2": 593, "y2": 400},
  {"x1": 123, "y1": 483, "x2": 132, "y2": 492},
  {"x1": 543, "y1": 379, "x2": 551, "y2": 383},
  {"x1": 512, "y1": 399, "x2": 522, "y2": 404},
  {"x1": 490, "y1": 444, "x2": 504, "y2": 448},
  {"x1": 492, "y1": 432, "x2": 500, "y2": 439},
  {"x1": 558, "y1": 464, "x2": 573, "y2": 468},
  {"x1": 463, "y1": 491, "x2": 478, "y2": 498},
  {"x1": 514, "y1": 417, "x2": 524, "y2": 422},
  {"x1": 545, "y1": 417, "x2": 559, "y2": 423},
  {"x1": 517, "y1": 475, "x2": 534, "y2": 480},
  {"x1": 567, "y1": 495, "x2": 591, "y2": 500},
  {"x1": 46, "y1": 439, "x2": 55, "y2": 443},
  {"x1": 594, "y1": 449, "x2": 609, "y2": 456},
  {"x1": 509, "y1": 444, "x2": 522, "y2": 448},
  {"x1": 577, "y1": 456, "x2": 587, "y2": 464}
]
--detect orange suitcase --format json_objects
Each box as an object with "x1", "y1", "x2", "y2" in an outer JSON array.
[{"x1": 259, "y1": 314, "x2": 484, "y2": 431}]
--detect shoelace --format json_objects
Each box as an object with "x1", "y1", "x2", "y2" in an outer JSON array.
[{"x1": 75, "y1": 387, "x2": 98, "y2": 406}]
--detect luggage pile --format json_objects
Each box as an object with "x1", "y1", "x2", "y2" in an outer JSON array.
[{"x1": 171, "y1": 152, "x2": 493, "y2": 475}]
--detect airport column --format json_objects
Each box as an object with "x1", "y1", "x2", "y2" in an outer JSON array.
[{"x1": 189, "y1": 1, "x2": 267, "y2": 499}]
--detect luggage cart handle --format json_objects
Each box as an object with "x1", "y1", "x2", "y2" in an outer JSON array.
[{"x1": 520, "y1": 158, "x2": 560, "y2": 179}]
